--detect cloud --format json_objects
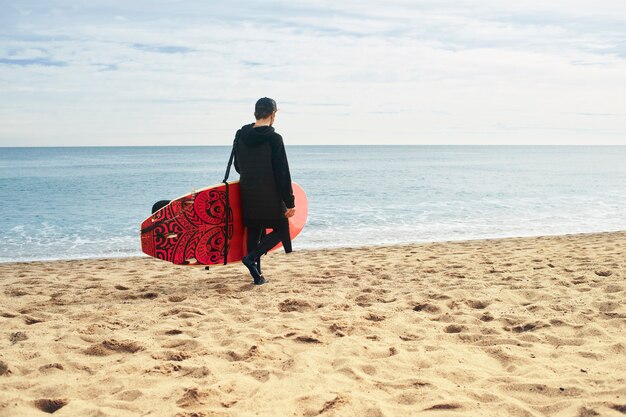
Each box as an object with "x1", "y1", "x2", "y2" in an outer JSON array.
[
  {"x1": 0, "y1": 1, "x2": 625, "y2": 145},
  {"x1": 0, "y1": 57, "x2": 66, "y2": 67},
  {"x1": 131, "y1": 44, "x2": 193, "y2": 54}
]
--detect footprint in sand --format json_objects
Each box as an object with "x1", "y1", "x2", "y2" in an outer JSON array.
[
  {"x1": 603, "y1": 285, "x2": 623, "y2": 293},
  {"x1": 578, "y1": 406, "x2": 601, "y2": 417},
  {"x1": 225, "y1": 345, "x2": 259, "y2": 362},
  {"x1": 278, "y1": 299, "x2": 313, "y2": 312},
  {"x1": 424, "y1": 403, "x2": 462, "y2": 411},
  {"x1": 355, "y1": 294, "x2": 396, "y2": 307},
  {"x1": 161, "y1": 308, "x2": 205, "y2": 318},
  {"x1": 161, "y1": 339, "x2": 200, "y2": 351},
  {"x1": 444, "y1": 324, "x2": 465, "y2": 334},
  {"x1": 6, "y1": 288, "x2": 28, "y2": 297},
  {"x1": 328, "y1": 323, "x2": 352, "y2": 337},
  {"x1": 38, "y1": 363, "x2": 64, "y2": 372},
  {"x1": 248, "y1": 369, "x2": 270, "y2": 382},
  {"x1": 306, "y1": 394, "x2": 347, "y2": 416},
  {"x1": 24, "y1": 316, "x2": 44, "y2": 325},
  {"x1": 412, "y1": 303, "x2": 440, "y2": 313},
  {"x1": 480, "y1": 312, "x2": 495, "y2": 322},
  {"x1": 465, "y1": 300, "x2": 490, "y2": 309},
  {"x1": 164, "y1": 351, "x2": 191, "y2": 362},
  {"x1": 180, "y1": 366, "x2": 211, "y2": 379},
  {"x1": 503, "y1": 321, "x2": 548, "y2": 333},
  {"x1": 399, "y1": 333, "x2": 421, "y2": 341},
  {"x1": 594, "y1": 301, "x2": 620, "y2": 313},
  {"x1": 34, "y1": 398, "x2": 68, "y2": 413},
  {"x1": 294, "y1": 335, "x2": 322, "y2": 344},
  {"x1": 364, "y1": 313, "x2": 385, "y2": 322},
  {"x1": 116, "y1": 390, "x2": 143, "y2": 402},
  {"x1": 176, "y1": 388, "x2": 207, "y2": 408},
  {"x1": 0, "y1": 360, "x2": 10, "y2": 375},
  {"x1": 10, "y1": 331, "x2": 28, "y2": 344},
  {"x1": 148, "y1": 363, "x2": 182, "y2": 375},
  {"x1": 307, "y1": 279, "x2": 333, "y2": 285},
  {"x1": 140, "y1": 292, "x2": 158, "y2": 299},
  {"x1": 84, "y1": 339, "x2": 144, "y2": 356},
  {"x1": 502, "y1": 383, "x2": 585, "y2": 398}
]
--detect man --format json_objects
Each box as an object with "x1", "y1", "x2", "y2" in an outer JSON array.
[{"x1": 234, "y1": 97, "x2": 296, "y2": 285}]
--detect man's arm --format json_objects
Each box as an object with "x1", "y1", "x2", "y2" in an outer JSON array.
[{"x1": 270, "y1": 135, "x2": 295, "y2": 209}]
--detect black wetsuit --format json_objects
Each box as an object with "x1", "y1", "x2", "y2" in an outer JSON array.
[{"x1": 233, "y1": 123, "x2": 295, "y2": 259}]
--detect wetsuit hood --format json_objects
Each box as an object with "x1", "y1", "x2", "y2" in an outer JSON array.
[{"x1": 240, "y1": 123, "x2": 275, "y2": 148}]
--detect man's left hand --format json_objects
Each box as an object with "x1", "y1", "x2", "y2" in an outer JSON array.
[{"x1": 285, "y1": 208, "x2": 296, "y2": 218}]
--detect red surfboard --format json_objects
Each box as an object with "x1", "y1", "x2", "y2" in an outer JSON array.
[{"x1": 140, "y1": 181, "x2": 307, "y2": 266}]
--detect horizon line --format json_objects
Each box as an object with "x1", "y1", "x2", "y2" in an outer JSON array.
[{"x1": 1, "y1": 144, "x2": 625, "y2": 149}]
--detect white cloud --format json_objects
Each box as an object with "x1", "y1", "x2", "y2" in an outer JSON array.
[{"x1": 1, "y1": 1, "x2": 625, "y2": 145}]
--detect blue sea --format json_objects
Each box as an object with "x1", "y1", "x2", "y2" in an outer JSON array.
[{"x1": 0, "y1": 146, "x2": 625, "y2": 263}]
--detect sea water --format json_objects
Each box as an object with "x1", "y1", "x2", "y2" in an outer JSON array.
[{"x1": 0, "y1": 146, "x2": 625, "y2": 262}]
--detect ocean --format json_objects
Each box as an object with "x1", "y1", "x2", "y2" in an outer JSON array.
[{"x1": 0, "y1": 146, "x2": 625, "y2": 263}]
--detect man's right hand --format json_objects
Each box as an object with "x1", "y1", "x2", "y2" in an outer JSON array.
[{"x1": 285, "y1": 208, "x2": 296, "y2": 218}]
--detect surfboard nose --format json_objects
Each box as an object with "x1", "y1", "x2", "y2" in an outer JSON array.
[{"x1": 140, "y1": 217, "x2": 155, "y2": 257}]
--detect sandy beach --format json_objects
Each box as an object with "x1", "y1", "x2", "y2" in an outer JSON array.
[{"x1": 0, "y1": 232, "x2": 624, "y2": 416}]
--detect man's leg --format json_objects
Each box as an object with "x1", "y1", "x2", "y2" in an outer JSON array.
[
  {"x1": 247, "y1": 227, "x2": 262, "y2": 255},
  {"x1": 247, "y1": 230, "x2": 281, "y2": 261},
  {"x1": 242, "y1": 228, "x2": 282, "y2": 285},
  {"x1": 247, "y1": 227, "x2": 263, "y2": 274}
]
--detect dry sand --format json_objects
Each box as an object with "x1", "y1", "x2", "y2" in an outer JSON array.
[{"x1": 0, "y1": 232, "x2": 625, "y2": 417}]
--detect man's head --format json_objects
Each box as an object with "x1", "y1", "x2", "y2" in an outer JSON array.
[{"x1": 254, "y1": 97, "x2": 277, "y2": 120}]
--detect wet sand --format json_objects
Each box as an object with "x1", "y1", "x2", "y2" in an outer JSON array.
[{"x1": 1, "y1": 232, "x2": 625, "y2": 416}]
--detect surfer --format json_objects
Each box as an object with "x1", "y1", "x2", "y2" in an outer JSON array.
[{"x1": 233, "y1": 97, "x2": 296, "y2": 285}]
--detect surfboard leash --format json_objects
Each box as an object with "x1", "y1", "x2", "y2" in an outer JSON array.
[
  {"x1": 221, "y1": 134, "x2": 239, "y2": 265},
  {"x1": 222, "y1": 181, "x2": 231, "y2": 265}
]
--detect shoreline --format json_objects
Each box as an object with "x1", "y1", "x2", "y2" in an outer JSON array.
[
  {"x1": 1, "y1": 231, "x2": 624, "y2": 416},
  {"x1": 2, "y1": 229, "x2": 625, "y2": 266}
]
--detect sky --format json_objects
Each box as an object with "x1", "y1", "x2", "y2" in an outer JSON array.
[{"x1": 1, "y1": 0, "x2": 626, "y2": 146}]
